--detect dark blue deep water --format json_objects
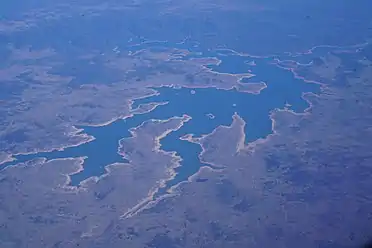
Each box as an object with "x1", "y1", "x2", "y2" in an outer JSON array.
[{"x1": 1, "y1": 51, "x2": 320, "y2": 196}]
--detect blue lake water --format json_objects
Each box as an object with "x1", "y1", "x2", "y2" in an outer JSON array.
[{"x1": 1, "y1": 51, "x2": 320, "y2": 197}]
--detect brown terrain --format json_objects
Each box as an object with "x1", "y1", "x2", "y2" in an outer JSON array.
[
  {"x1": 0, "y1": 46, "x2": 371, "y2": 247},
  {"x1": 1, "y1": 1, "x2": 372, "y2": 247}
]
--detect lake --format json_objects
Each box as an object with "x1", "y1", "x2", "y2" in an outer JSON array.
[{"x1": 1, "y1": 50, "x2": 320, "y2": 197}]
